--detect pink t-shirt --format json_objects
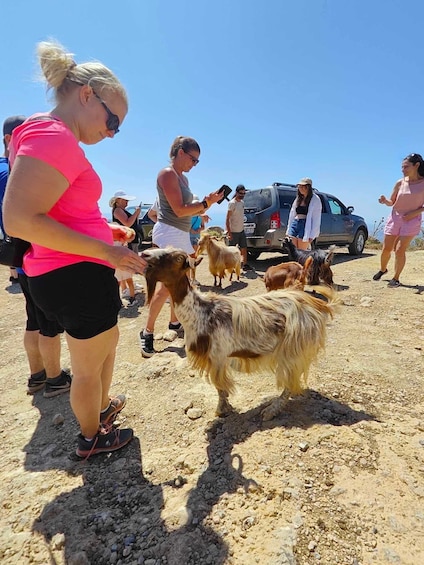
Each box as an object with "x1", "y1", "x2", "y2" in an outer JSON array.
[
  {"x1": 393, "y1": 178, "x2": 424, "y2": 214},
  {"x1": 9, "y1": 116, "x2": 113, "y2": 276}
]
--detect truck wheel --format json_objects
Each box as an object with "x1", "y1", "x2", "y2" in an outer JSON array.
[
  {"x1": 348, "y1": 229, "x2": 366, "y2": 255},
  {"x1": 248, "y1": 250, "x2": 261, "y2": 260}
]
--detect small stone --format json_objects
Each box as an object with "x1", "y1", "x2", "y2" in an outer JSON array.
[
  {"x1": 299, "y1": 442, "x2": 309, "y2": 452},
  {"x1": 187, "y1": 408, "x2": 203, "y2": 420},
  {"x1": 308, "y1": 540, "x2": 317, "y2": 551},
  {"x1": 52, "y1": 532, "x2": 65, "y2": 550},
  {"x1": 67, "y1": 552, "x2": 90, "y2": 565},
  {"x1": 52, "y1": 413, "x2": 64, "y2": 426}
]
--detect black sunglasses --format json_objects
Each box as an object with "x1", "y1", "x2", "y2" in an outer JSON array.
[
  {"x1": 92, "y1": 91, "x2": 120, "y2": 134},
  {"x1": 183, "y1": 149, "x2": 199, "y2": 165}
]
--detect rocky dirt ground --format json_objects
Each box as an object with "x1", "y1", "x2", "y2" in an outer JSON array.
[{"x1": 0, "y1": 246, "x2": 423, "y2": 565}]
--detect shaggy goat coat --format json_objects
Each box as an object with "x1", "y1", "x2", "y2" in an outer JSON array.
[
  {"x1": 196, "y1": 233, "x2": 241, "y2": 287},
  {"x1": 142, "y1": 247, "x2": 337, "y2": 418}
]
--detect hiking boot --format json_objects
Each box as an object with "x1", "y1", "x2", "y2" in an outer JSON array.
[
  {"x1": 76, "y1": 427, "x2": 134, "y2": 459},
  {"x1": 140, "y1": 331, "x2": 155, "y2": 358},
  {"x1": 100, "y1": 394, "x2": 127, "y2": 425},
  {"x1": 43, "y1": 370, "x2": 72, "y2": 398},
  {"x1": 27, "y1": 370, "x2": 47, "y2": 394}
]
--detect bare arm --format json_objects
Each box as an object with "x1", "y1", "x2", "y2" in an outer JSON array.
[
  {"x1": 113, "y1": 206, "x2": 140, "y2": 226},
  {"x1": 225, "y1": 209, "x2": 232, "y2": 238},
  {"x1": 147, "y1": 208, "x2": 158, "y2": 222},
  {"x1": 4, "y1": 156, "x2": 146, "y2": 273},
  {"x1": 158, "y1": 168, "x2": 222, "y2": 217},
  {"x1": 378, "y1": 180, "x2": 401, "y2": 206},
  {"x1": 403, "y1": 205, "x2": 424, "y2": 221}
]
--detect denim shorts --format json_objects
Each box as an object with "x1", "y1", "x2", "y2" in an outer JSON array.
[
  {"x1": 287, "y1": 218, "x2": 306, "y2": 239},
  {"x1": 28, "y1": 262, "x2": 121, "y2": 339}
]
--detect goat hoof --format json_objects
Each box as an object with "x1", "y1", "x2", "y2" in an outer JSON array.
[{"x1": 215, "y1": 403, "x2": 234, "y2": 418}]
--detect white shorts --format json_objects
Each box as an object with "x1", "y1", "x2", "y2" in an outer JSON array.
[{"x1": 152, "y1": 222, "x2": 194, "y2": 254}]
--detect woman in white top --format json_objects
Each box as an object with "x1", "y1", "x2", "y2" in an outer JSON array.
[{"x1": 286, "y1": 177, "x2": 322, "y2": 250}]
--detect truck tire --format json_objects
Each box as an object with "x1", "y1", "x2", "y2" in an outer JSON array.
[{"x1": 348, "y1": 229, "x2": 366, "y2": 256}]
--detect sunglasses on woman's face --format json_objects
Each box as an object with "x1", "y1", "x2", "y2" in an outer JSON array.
[
  {"x1": 183, "y1": 149, "x2": 199, "y2": 165},
  {"x1": 92, "y1": 91, "x2": 120, "y2": 134}
]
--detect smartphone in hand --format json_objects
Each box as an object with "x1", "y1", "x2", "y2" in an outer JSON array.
[{"x1": 217, "y1": 185, "x2": 232, "y2": 204}]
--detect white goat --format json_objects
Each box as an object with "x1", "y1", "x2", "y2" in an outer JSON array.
[
  {"x1": 196, "y1": 233, "x2": 241, "y2": 287},
  {"x1": 142, "y1": 247, "x2": 338, "y2": 421}
]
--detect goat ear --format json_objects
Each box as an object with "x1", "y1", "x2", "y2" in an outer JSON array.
[{"x1": 195, "y1": 256, "x2": 203, "y2": 267}]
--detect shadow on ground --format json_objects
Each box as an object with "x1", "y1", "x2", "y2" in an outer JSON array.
[{"x1": 30, "y1": 390, "x2": 375, "y2": 564}]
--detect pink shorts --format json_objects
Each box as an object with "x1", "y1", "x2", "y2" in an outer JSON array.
[{"x1": 384, "y1": 210, "x2": 422, "y2": 237}]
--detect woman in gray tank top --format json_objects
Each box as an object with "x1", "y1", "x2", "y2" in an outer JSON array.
[{"x1": 139, "y1": 136, "x2": 222, "y2": 357}]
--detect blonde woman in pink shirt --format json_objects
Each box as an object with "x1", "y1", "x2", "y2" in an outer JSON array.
[
  {"x1": 3, "y1": 40, "x2": 146, "y2": 459},
  {"x1": 373, "y1": 153, "x2": 424, "y2": 287}
]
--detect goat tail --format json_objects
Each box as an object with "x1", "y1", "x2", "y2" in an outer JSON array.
[{"x1": 272, "y1": 289, "x2": 337, "y2": 394}]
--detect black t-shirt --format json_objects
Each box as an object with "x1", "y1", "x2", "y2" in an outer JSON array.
[{"x1": 112, "y1": 208, "x2": 139, "y2": 244}]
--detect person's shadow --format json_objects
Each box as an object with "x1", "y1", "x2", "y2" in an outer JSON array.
[{"x1": 30, "y1": 389, "x2": 375, "y2": 563}]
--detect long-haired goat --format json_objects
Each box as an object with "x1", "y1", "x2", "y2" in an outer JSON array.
[
  {"x1": 281, "y1": 237, "x2": 336, "y2": 286},
  {"x1": 264, "y1": 256, "x2": 313, "y2": 291},
  {"x1": 142, "y1": 247, "x2": 338, "y2": 421},
  {"x1": 196, "y1": 232, "x2": 241, "y2": 287}
]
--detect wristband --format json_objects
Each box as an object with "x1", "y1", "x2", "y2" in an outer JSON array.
[{"x1": 201, "y1": 199, "x2": 209, "y2": 209}]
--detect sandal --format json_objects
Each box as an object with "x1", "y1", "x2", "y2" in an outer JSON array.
[
  {"x1": 388, "y1": 278, "x2": 400, "y2": 288},
  {"x1": 372, "y1": 269, "x2": 388, "y2": 281}
]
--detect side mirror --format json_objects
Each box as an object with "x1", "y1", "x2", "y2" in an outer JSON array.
[{"x1": 347, "y1": 206, "x2": 354, "y2": 214}]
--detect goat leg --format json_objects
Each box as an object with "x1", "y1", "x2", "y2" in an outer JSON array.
[
  {"x1": 261, "y1": 389, "x2": 291, "y2": 421},
  {"x1": 216, "y1": 389, "x2": 234, "y2": 417}
]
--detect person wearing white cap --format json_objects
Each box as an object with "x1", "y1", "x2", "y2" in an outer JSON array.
[
  {"x1": 109, "y1": 190, "x2": 141, "y2": 252},
  {"x1": 286, "y1": 177, "x2": 322, "y2": 250}
]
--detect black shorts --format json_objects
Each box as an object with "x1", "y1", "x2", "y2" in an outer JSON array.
[
  {"x1": 28, "y1": 262, "x2": 121, "y2": 340},
  {"x1": 18, "y1": 273, "x2": 64, "y2": 338},
  {"x1": 229, "y1": 231, "x2": 247, "y2": 248}
]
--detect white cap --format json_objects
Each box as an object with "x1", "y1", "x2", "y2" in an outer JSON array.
[{"x1": 109, "y1": 190, "x2": 137, "y2": 207}]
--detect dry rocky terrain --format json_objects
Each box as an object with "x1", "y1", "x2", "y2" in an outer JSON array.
[{"x1": 0, "y1": 246, "x2": 423, "y2": 565}]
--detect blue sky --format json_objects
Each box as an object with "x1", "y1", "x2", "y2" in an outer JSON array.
[{"x1": 2, "y1": 0, "x2": 423, "y2": 234}]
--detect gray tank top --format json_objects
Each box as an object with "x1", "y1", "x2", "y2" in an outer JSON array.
[{"x1": 157, "y1": 167, "x2": 193, "y2": 232}]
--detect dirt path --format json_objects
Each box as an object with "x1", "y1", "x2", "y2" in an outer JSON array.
[{"x1": 0, "y1": 248, "x2": 423, "y2": 565}]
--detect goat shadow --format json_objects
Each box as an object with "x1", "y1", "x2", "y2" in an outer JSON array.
[
  {"x1": 29, "y1": 390, "x2": 375, "y2": 563},
  {"x1": 198, "y1": 280, "x2": 248, "y2": 295},
  {"x1": 182, "y1": 389, "x2": 377, "y2": 542}
]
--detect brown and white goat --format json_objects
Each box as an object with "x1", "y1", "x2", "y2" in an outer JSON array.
[
  {"x1": 142, "y1": 247, "x2": 338, "y2": 421},
  {"x1": 196, "y1": 233, "x2": 241, "y2": 287},
  {"x1": 264, "y1": 256, "x2": 313, "y2": 291}
]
